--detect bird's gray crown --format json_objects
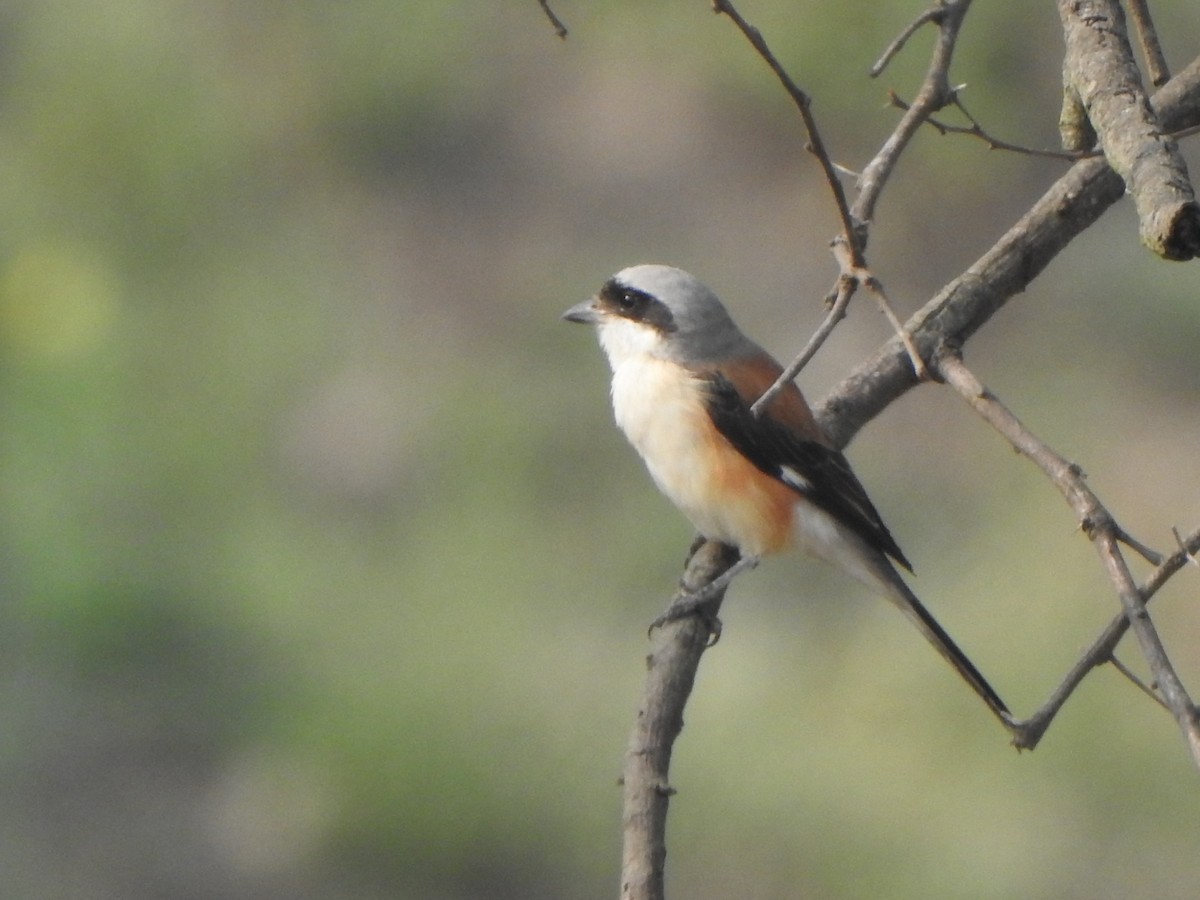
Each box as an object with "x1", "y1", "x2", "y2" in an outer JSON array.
[{"x1": 608, "y1": 264, "x2": 752, "y2": 363}]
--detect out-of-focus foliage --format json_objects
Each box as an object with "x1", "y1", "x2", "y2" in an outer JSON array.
[{"x1": 0, "y1": 1, "x2": 1197, "y2": 897}]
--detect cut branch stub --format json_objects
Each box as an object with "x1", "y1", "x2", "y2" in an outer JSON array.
[{"x1": 1058, "y1": 0, "x2": 1200, "y2": 259}]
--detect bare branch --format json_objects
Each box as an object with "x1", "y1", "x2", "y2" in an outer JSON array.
[
  {"x1": 859, "y1": 269, "x2": 929, "y2": 380},
  {"x1": 712, "y1": 0, "x2": 861, "y2": 261},
  {"x1": 1109, "y1": 654, "x2": 1171, "y2": 711},
  {"x1": 714, "y1": 0, "x2": 934, "y2": 412},
  {"x1": 935, "y1": 352, "x2": 1200, "y2": 765},
  {"x1": 890, "y1": 89, "x2": 1089, "y2": 160},
  {"x1": 933, "y1": 352, "x2": 1107, "y2": 535},
  {"x1": 621, "y1": 541, "x2": 739, "y2": 900},
  {"x1": 1058, "y1": 0, "x2": 1200, "y2": 259},
  {"x1": 722, "y1": 2, "x2": 966, "y2": 411},
  {"x1": 617, "y1": 27, "x2": 1200, "y2": 895},
  {"x1": 1172, "y1": 526, "x2": 1200, "y2": 567},
  {"x1": 1147, "y1": 527, "x2": 1200, "y2": 594},
  {"x1": 1093, "y1": 529, "x2": 1200, "y2": 766},
  {"x1": 871, "y1": 6, "x2": 943, "y2": 78},
  {"x1": 1125, "y1": 0, "x2": 1171, "y2": 87},
  {"x1": 816, "y1": 55, "x2": 1200, "y2": 449},
  {"x1": 750, "y1": 259, "x2": 928, "y2": 415},
  {"x1": 1010, "y1": 527, "x2": 1200, "y2": 750},
  {"x1": 765, "y1": 1, "x2": 977, "y2": 402},
  {"x1": 750, "y1": 280, "x2": 856, "y2": 416},
  {"x1": 856, "y1": 0, "x2": 973, "y2": 226},
  {"x1": 536, "y1": 0, "x2": 568, "y2": 39}
]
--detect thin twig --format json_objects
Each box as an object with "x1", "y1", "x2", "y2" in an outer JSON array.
[
  {"x1": 711, "y1": 0, "x2": 861, "y2": 261},
  {"x1": 1009, "y1": 527, "x2": 1200, "y2": 750},
  {"x1": 856, "y1": 0, "x2": 974, "y2": 225},
  {"x1": 1109, "y1": 654, "x2": 1171, "y2": 710},
  {"x1": 871, "y1": 5, "x2": 943, "y2": 78},
  {"x1": 1172, "y1": 526, "x2": 1200, "y2": 567},
  {"x1": 713, "y1": 0, "x2": 898, "y2": 411},
  {"x1": 1145, "y1": 527, "x2": 1200, "y2": 594},
  {"x1": 860, "y1": 271, "x2": 929, "y2": 380},
  {"x1": 750, "y1": 262, "x2": 927, "y2": 415},
  {"x1": 537, "y1": 0, "x2": 568, "y2": 39},
  {"x1": 841, "y1": 1, "x2": 977, "y2": 384},
  {"x1": 719, "y1": 2, "x2": 953, "y2": 406},
  {"x1": 1125, "y1": 0, "x2": 1171, "y2": 86},
  {"x1": 936, "y1": 352, "x2": 1200, "y2": 765},
  {"x1": 815, "y1": 55, "x2": 1200, "y2": 450},
  {"x1": 889, "y1": 89, "x2": 1088, "y2": 160},
  {"x1": 750, "y1": 280, "x2": 856, "y2": 416},
  {"x1": 1115, "y1": 525, "x2": 1164, "y2": 566},
  {"x1": 1094, "y1": 529, "x2": 1200, "y2": 766}
]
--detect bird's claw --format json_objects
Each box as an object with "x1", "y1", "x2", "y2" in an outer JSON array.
[{"x1": 648, "y1": 591, "x2": 724, "y2": 646}]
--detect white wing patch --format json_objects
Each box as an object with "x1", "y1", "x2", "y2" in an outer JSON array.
[{"x1": 779, "y1": 465, "x2": 810, "y2": 492}]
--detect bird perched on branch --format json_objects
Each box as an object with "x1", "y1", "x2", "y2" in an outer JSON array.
[{"x1": 563, "y1": 264, "x2": 1009, "y2": 723}]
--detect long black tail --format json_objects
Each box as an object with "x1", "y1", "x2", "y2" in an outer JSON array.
[{"x1": 875, "y1": 562, "x2": 1010, "y2": 724}]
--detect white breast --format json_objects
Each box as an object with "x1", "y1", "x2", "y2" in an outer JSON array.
[
  {"x1": 596, "y1": 317, "x2": 797, "y2": 554},
  {"x1": 599, "y1": 335, "x2": 743, "y2": 550},
  {"x1": 609, "y1": 354, "x2": 709, "y2": 503},
  {"x1": 594, "y1": 320, "x2": 704, "y2": 516}
]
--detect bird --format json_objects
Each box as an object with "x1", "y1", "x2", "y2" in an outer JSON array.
[{"x1": 563, "y1": 263, "x2": 1009, "y2": 723}]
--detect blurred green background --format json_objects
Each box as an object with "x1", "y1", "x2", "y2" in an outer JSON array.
[{"x1": 1, "y1": 1, "x2": 1198, "y2": 897}]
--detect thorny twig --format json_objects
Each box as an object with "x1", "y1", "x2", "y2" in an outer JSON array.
[
  {"x1": 716, "y1": 0, "x2": 953, "y2": 411},
  {"x1": 889, "y1": 89, "x2": 1089, "y2": 160},
  {"x1": 1000, "y1": 527, "x2": 1200, "y2": 752},
  {"x1": 936, "y1": 352, "x2": 1200, "y2": 764},
  {"x1": 1109, "y1": 655, "x2": 1171, "y2": 711},
  {"x1": 710, "y1": 0, "x2": 860, "y2": 261},
  {"x1": 855, "y1": 0, "x2": 974, "y2": 225}
]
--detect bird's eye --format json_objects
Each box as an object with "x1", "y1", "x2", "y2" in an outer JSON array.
[{"x1": 600, "y1": 281, "x2": 654, "y2": 318}]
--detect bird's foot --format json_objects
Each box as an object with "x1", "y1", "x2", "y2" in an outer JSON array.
[
  {"x1": 649, "y1": 592, "x2": 724, "y2": 645},
  {"x1": 647, "y1": 553, "x2": 760, "y2": 646}
]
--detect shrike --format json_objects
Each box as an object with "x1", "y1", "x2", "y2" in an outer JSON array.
[{"x1": 564, "y1": 264, "x2": 1008, "y2": 722}]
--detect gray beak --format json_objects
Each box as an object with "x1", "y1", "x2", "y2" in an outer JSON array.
[{"x1": 562, "y1": 298, "x2": 602, "y2": 325}]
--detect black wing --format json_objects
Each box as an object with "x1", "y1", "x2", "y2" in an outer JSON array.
[{"x1": 702, "y1": 372, "x2": 912, "y2": 570}]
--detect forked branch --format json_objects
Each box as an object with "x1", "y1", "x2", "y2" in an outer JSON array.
[
  {"x1": 1058, "y1": 0, "x2": 1200, "y2": 259},
  {"x1": 935, "y1": 352, "x2": 1200, "y2": 764},
  {"x1": 717, "y1": 0, "x2": 965, "y2": 411}
]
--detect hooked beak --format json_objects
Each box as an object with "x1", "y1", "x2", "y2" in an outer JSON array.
[{"x1": 561, "y1": 298, "x2": 602, "y2": 325}]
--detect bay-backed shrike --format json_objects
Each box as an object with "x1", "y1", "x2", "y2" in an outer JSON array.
[{"x1": 564, "y1": 264, "x2": 1009, "y2": 722}]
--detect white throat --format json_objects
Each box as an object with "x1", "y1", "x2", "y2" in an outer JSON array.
[{"x1": 596, "y1": 317, "x2": 668, "y2": 371}]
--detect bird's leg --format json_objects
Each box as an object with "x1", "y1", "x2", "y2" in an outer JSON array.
[{"x1": 649, "y1": 552, "x2": 760, "y2": 643}]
